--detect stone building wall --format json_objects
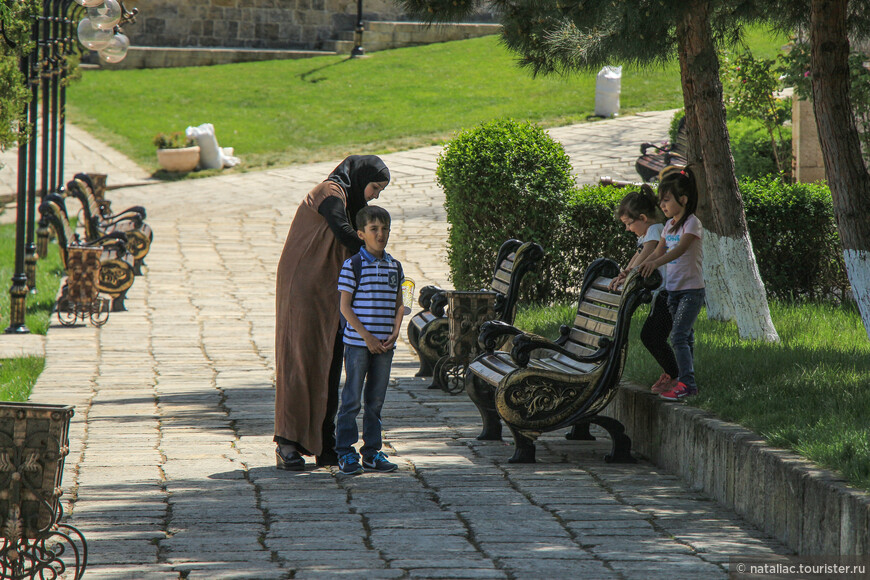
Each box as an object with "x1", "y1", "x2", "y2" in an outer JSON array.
[{"x1": 123, "y1": 0, "x2": 493, "y2": 51}]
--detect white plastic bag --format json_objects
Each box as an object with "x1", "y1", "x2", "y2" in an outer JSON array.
[
  {"x1": 594, "y1": 66, "x2": 622, "y2": 118},
  {"x1": 185, "y1": 123, "x2": 240, "y2": 169}
]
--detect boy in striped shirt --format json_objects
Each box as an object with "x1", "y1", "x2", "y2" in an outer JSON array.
[{"x1": 335, "y1": 206, "x2": 405, "y2": 475}]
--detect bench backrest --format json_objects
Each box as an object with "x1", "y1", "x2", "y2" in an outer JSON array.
[
  {"x1": 38, "y1": 194, "x2": 76, "y2": 267},
  {"x1": 66, "y1": 179, "x2": 104, "y2": 241},
  {"x1": 488, "y1": 239, "x2": 544, "y2": 323},
  {"x1": 671, "y1": 116, "x2": 689, "y2": 157},
  {"x1": 556, "y1": 257, "x2": 661, "y2": 417}
]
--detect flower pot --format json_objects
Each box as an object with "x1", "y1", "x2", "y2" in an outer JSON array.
[{"x1": 156, "y1": 145, "x2": 200, "y2": 172}]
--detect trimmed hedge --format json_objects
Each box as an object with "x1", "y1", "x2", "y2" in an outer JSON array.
[
  {"x1": 436, "y1": 118, "x2": 575, "y2": 301},
  {"x1": 742, "y1": 175, "x2": 849, "y2": 301}
]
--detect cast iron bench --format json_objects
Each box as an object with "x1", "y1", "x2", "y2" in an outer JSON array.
[
  {"x1": 635, "y1": 116, "x2": 688, "y2": 182},
  {"x1": 39, "y1": 193, "x2": 136, "y2": 312},
  {"x1": 466, "y1": 258, "x2": 661, "y2": 464},
  {"x1": 407, "y1": 239, "x2": 544, "y2": 379},
  {"x1": 66, "y1": 176, "x2": 153, "y2": 275}
]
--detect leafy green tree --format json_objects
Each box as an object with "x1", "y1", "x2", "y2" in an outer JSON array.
[
  {"x1": 399, "y1": 0, "x2": 780, "y2": 341},
  {"x1": 0, "y1": 0, "x2": 38, "y2": 153},
  {"x1": 721, "y1": 50, "x2": 791, "y2": 174}
]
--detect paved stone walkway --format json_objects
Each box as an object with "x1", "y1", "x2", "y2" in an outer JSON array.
[{"x1": 20, "y1": 111, "x2": 793, "y2": 578}]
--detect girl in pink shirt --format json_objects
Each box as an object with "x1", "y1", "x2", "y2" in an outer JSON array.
[{"x1": 639, "y1": 167, "x2": 705, "y2": 400}]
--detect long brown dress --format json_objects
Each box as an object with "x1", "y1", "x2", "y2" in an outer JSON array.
[{"x1": 274, "y1": 181, "x2": 353, "y2": 456}]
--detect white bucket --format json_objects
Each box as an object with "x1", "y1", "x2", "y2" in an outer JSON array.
[{"x1": 594, "y1": 66, "x2": 622, "y2": 118}]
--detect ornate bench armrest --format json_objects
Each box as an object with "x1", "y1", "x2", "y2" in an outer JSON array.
[
  {"x1": 511, "y1": 332, "x2": 611, "y2": 368},
  {"x1": 84, "y1": 231, "x2": 128, "y2": 254},
  {"x1": 429, "y1": 292, "x2": 449, "y2": 317},
  {"x1": 477, "y1": 320, "x2": 523, "y2": 354},
  {"x1": 105, "y1": 206, "x2": 147, "y2": 220},
  {"x1": 639, "y1": 141, "x2": 671, "y2": 155},
  {"x1": 418, "y1": 285, "x2": 444, "y2": 310},
  {"x1": 103, "y1": 213, "x2": 144, "y2": 229}
]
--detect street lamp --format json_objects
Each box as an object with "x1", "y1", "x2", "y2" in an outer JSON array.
[
  {"x1": 4, "y1": 0, "x2": 138, "y2": 334},
  {"x1": 350, "y1": 0, "x2": 365, "y2": 58}
]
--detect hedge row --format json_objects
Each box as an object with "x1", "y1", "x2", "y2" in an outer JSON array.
[{"x1": 437, "y1": 118, "x2": 848, "y2": 305}]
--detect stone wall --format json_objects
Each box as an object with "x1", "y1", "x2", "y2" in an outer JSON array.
[{"x1": 123, "y1": 0, "x2": 494, "y2": 51}]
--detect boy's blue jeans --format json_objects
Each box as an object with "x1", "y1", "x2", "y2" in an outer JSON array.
[
  {"x1": 335, "y1": 345, "x2": 394, "y2": 459},
  {"x1": 666, "y1": 288, "x2": 705, "y2": 390}
]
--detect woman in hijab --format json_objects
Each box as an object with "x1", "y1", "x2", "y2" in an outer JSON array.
[{"x1": 275, "y1": 155, "x2": 391, "y2": 470}]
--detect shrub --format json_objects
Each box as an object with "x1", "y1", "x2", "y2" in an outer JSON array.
[
  {"x1": 435, "y1": 118, "x2": 575, "y2": 301},
  {"x1": 741, "y1": 174, "x2": 849, "y2": 301},
  {"x1": 729, "y1": 117, "x2": 792, "y2": 180}
]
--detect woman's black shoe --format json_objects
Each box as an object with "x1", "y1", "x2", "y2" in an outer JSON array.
[
  {"x1": 276, "y1": 447, "x2": 305, "y2": 471},
  {"x1": 316, "y1": 450, "x2": 339, "y2": 467}
]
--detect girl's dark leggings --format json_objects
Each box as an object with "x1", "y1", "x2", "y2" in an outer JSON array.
[{"x1": 641, "y1": 291, "x2": 679, "y2": 379}]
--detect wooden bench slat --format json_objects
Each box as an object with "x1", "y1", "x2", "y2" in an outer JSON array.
[
  {"x1": 532, "y1": 355, "x2": 597, "y2": 375},
  {"x1": 566, "y1": 327, "x2": 605, "y2": 350},
  {"x1": 585, "y1": 287, "x2": 622, "y2": 307},
  {"x1": 591, "y1": 277, "x2": 615, "y2": 292},
  {"x1": 409, "y1": 312, "x2": 437, "y2": 332},
  {"x1": 478, "y1": 352, "x2": 517, "y2": 376},
  {"x1": 490, "y1": 280, "x2": 510, "y2": 295},
  {"x1": 469, "y1": 359, "x2": 511, "y2": 384},
  {"x1": 573, "y1": 313, "x2": 616, "y2": 337},
  {"x1": 578, "y1": 300, "x2": 619, "y2": 323},
  {"x1": 560, "y1": 341, "x2": 598, "y2": 359},
  {"x1": 494, "y1": 267, "x2": 513, "y2": 284}
]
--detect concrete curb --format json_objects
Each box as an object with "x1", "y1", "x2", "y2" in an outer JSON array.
[{"x1": 608, "y1": 383, "x2": 870, "y2": 556}]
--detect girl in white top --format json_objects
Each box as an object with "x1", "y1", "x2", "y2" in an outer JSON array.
[
  {"x1": 609, "y1": 185, "x2": 679, "y2": 395},
  {"x1": 639, "y1": 166, "x2": 705, "y2": 400}
]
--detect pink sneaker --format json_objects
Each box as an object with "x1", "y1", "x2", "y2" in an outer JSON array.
[
  {"x1": 659, "y1": 382, "x2": 693, "y2": 401},
  {"x1": 650, "y1": 373, "x2": 675, "y2": 393}
]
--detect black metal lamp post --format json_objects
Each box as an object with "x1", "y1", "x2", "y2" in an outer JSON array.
[
  {"x1": 4, "y1": 0, "x2": 136, "y2": 334},
  {"x1": 350, "y1": 0, "x2": 365, "y2": 58}
]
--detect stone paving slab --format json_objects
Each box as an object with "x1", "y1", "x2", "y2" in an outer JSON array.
[{"x1": 20, "y1": 111, "x2": 798, "y2": 578}]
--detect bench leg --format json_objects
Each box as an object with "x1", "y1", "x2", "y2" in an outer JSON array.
[
  {"x1": 466, "y1": 374, "x2": 502, "y2": 441},
  {"x1": 110, "y1": 289, "x2": 128, "y2": 312},
  {"x1": 416, "y1": 356, "x2": 435, "y2": 378},
  {"x1": 584, "y1": 415, "x2": 637, "y2": 464},
  {"x1": 507, "y1": 425, "x2": 536, "y2": 463},
  {"x1": 566, "y1": 422, "x2": 596, "y2": 441}
]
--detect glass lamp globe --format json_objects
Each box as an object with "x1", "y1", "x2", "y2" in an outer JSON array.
[
  {"x1": 87, "y1": 0, "x2": 122, "y2": 30},
  {"x1": 77, "y1": 18, "x2": 113, "y2": 50},
  {"x1": 99, "y1": 32, "x2": 130, "y2": 64},
  {"x1": 74, "y1": 0, "x2": 106, "y2": 7}
]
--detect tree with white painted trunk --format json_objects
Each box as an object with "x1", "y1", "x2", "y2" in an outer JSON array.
[
  {"x1": 397, "y1": 0, "x2": 780, "y2": 341},
  {"x1": 807, "y1": 0, "x2": 870, "y2": 339}
]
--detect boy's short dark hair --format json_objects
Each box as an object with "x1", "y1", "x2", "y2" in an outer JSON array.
[{"x1": 356, "y1": 205, "x2": 391, "y2": 230}]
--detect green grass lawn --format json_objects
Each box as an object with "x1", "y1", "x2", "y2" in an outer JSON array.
[
  {"x1": 0, "y1": 221, "x2": 65, "y2": 401},
  {"x1": 515, "y1": 300, "x2": 870, "y2": 491},
  {"x1": 66, "y1": 27, "x2": 787, "y2": 174}
]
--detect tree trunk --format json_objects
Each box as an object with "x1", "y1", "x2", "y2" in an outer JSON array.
[
  {"x1": 674, "y1": 0, "x2": 779, "y2": 342},
  {"x1": 810, "y1": 0, "x2": 870, "y2": 340}
]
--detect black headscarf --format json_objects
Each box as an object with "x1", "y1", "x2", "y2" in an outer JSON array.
[{"x1": 326, "y1": 155, "x2": 390, "y2": 228}]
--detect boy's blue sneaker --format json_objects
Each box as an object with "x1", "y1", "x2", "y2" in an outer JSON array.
[
  {"x1": 362, "y1": 451, "x2": 398, "y2": 473},
  {"x1": 338, "y1": 452, "x2": 363, "y2": 475}
]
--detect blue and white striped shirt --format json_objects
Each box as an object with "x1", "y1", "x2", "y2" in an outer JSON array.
[{"x1": 337, "y1": 247, "x2": 403, "y2": 348}]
